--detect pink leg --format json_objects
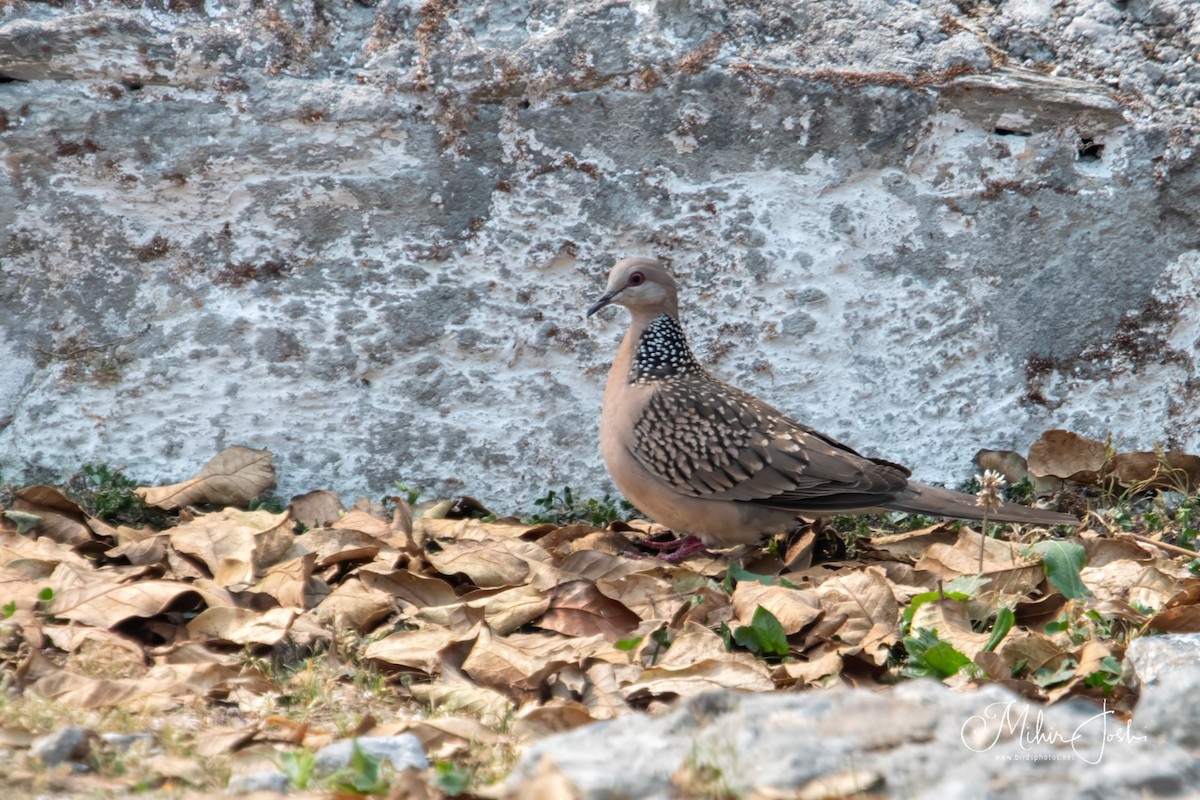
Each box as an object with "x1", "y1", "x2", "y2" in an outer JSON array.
[{"x1": 638, "y1": 534, "x2": 710, "y2": 563}]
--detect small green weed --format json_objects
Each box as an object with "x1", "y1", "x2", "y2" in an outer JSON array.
[
  {"x1": 526, "y1": 486, "x2": 635, "y2": 526},
  {"x1": 65, "y1": 464, "x2": 160, "y2": 526},
  {"x1": 328, "y1": 742, "x2": 389, "y2": 796}
]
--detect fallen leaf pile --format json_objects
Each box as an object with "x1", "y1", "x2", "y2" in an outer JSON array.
[{"x1": 2, "y1": 437, "x2": 1200, "y2": 796}]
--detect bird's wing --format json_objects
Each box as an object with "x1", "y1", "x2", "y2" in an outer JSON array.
[{"x1": 630, "y1": 376, "x2": 911, "y2": 512}]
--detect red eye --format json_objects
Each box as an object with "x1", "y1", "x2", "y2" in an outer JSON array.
[{"x1": 628, "y1": 271, "x2": 645, "y2": 286}]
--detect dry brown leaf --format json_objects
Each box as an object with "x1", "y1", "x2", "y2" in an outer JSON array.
[
  {"x1": 295, "y1": 527, "x2": 383, "y2": 568},
  {"x1": 731, "y1": 581, "x2": 822, "y2": 635},
  {"x1": 12, "y1": 486, "x2": 92, "y2": 545},
  {"x1": 248, "y1": 552, "x2": 315, "y2": 607},
  {"x1": 463, "y1": 583, "x2": 553, "y2": 634},
  {"x1": 136, "y1": 446, "x2": 276, "y2": 510},
  {"x1": 909, "y1": 600, "x2": 993, "y2": 660},
  {"x1": 427, "y1": 540, "x2": 533, "y2": 587},
  {"x1": 169, "y1": 508, "x2": 294, "y2": 589},
  {"x1": 361, "y1": 565, "x2": 459, "y2": 608},
  {"x1": 627, "y1": 621, "x2": 771, "y2": 697},
  {"x1": 363, "y1": 627, "x2": 468, "y2": 674},
  {"x1": 461, "y1": 628, "x2": 578, "y2": 690},
  {"x1": 812, "y1": 566, "x2": 900, "y2": 664},
  {"x1": 187, "y1": 606, "x2": 314, "y2": 646},
  {"x1": 580, "y1": 661, "x2": 633, "y2": 719},
  {"x1": 315, "y1": 576, "x2": 397, "y2": 631},
  {"x1": 333, "y1": 509, "x2": 393, "y2": 538},
  {"x1": 1026, "y1": 429, "x2": 1108, "y2": 483},
  {"x1": 509, "y1": 754, "x2": 583, "y2": 800},
  {"x1": 289, "y1": 489, "x2": 344, "y2": 528},
  {"x1": 556, "y1": 549, "x2": 643, "y2": 581},
  {"x1": 408, "y1": 668, "x2": 513, "y2": 728},
  {"x1": 513, "y1": 701, "x2": 603, "y2": 741},
  {"x1": 49, "y1": 579, "x2": 231, "y2": 628},
  {"x1": 594, "y1": 572, "x2": 683, "y2": 621},
  {"x1": 778, "y1": 648, "x2": 843, "y2": 686},
  {"x1": 1107, "y1": 450, "x2": 1200, "y2": 492},
  {"x1": 105, "y1": 529, "x2": 170, "y2": 566},
  {"x1": 537, "y1": 580, "x2": 640, "y2": 642},
  {"x1": 370, "y1": 716, "x2": 498, "y2": 760},
  {"x1": 860, "y1": 524, "x2": 959, "y2": 564},
  {"x1": 916, "y1": 530, "x2": 1043, "y2": 597},
  {"x1": 999, "y1": 630, "x2": 1068, "y2": 674},
  {"x1": 1146, "y1": 582, "x2": 1200, "y2": 632}
]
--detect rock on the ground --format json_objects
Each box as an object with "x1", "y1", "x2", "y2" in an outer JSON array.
[
  {"x1": 2, "y1": 1, "x2": 1200, "y2": 505},
  {"x1": 505, "y1": 682, "x2": 1198, "y2": 799},
  {"x1": 1126, "y1": 633, "x2": 1200, "y2": 751},
  {"x1": 313, "y1": 735, "x2": 428, "y2": 774},
  {"x1": 30, "y1": 726, "x2": 95, "y2": 767},
  {"x1": 226, "y1": 769, "x2": 291, "y2": 794}
]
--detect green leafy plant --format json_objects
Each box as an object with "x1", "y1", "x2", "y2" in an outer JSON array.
[
  {"x1": 277, "y1": 749, "x2": 317, "y2": 790},
  {"x1": 902, "y1": 628, "x2": 973, "y2": 679},
  {"x1": 1026, "y1": 540, "x2": 1092, "y2": 600},
  {"x1": 247, "y1": 494, "x2": 286, "y2": 513},
  {"x1": 433, "y1": 761, "x2": 473, "y2": 796},
  {"x1": 1084, "y1": 655, "x2": 1123, "y2": 694},
  {"x1": 983, "y1": 607, "x2": 1016, "y2": 653},
  {"x1": 66, "y1": 463, "x2": 158, "y2": 525},
  {"x1": 729, "y1": 606, "x2": 788, "y2": 658},
  {"x1": 527, "y1": 486, "x2": 634, "y2": 526},
  {"x1": 393, "y1": 480, "x2": 423, "y2": 507},
  {"x1": 328, "y1": 742, "x2": 389, "y2": 796},
  {"x1": 1032, "y1": 659, "x2": 1077, "y2": 689}
]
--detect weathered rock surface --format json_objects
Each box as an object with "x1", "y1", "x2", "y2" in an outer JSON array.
[
  {"x1": 2, "y1": 1, "x2": 1199, "y2": 506},
  {"x1": 505, "y1": 681, "x2": 1197, "y2": 799}
]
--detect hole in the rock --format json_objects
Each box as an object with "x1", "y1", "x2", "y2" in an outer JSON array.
[
  {"x1": 1077, "y1": 137, "x2": 1104, "y2": 161},
  {"x1": 994, "y1": 127, "x2": 1031, "y2": 137}
]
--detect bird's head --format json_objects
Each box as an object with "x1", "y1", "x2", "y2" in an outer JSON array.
[{"x1": 586, "y1": 257, "x2": 680, "y2": 319}]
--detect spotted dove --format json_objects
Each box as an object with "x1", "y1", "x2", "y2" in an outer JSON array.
[{"x1": 587, "y1": 257, "x2": 1076, "y2": 547}]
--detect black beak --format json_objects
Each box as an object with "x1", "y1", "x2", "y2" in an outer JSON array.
[{"x1": 586, "y1": 289, "x2": 618, "y2": 318}]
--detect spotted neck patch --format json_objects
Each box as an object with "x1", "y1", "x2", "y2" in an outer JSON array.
[{"x1": 630, "y1": 314, "x2": 704, "y2": 382}]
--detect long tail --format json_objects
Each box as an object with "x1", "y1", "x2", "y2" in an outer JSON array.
[{"x1": 883, "y1": 481, "x2": 1077, "y2": 526}]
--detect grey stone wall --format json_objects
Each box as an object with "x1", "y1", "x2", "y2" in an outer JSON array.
[{"x1": 2, "y1": 0, "x2": 1198, "y2": 508}]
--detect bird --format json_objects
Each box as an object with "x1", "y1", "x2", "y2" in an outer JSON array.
[{"x1": 586, "y1": 257, "x2": 1077, "y2": 551}]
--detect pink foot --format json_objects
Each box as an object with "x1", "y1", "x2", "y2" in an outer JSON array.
[{"x1": 639, "y1": 534, "x2": 710, "y2": 564}]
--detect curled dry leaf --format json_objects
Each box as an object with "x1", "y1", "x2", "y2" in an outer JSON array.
[
  {"x1": 13, "y1": 486, "x2": 92, "y2": 546},
  {"x1": 462, "y1": 583, "x2": 553, "y2": 634},
  {"x1": 1107, "y1": 450, "x2": 1200, "y2": 493},
  {"x1": 812, "y1": 566, "x2": 900, "y2": 664},
  {"x1": 537, "y1": 580, "x2": 641, "y2": 642},
  {"x1": 1026, "y1": 429, "x2": 1108, "y2": 483},
  {"x1": 168, "y1": 508, "x2": 294, "y2": 589},
  {"x1": 288, "y1": 489, "x2": 343, "y2": 528},
  {"x1": 909, "y1": 599, "x2": 993, "y2": 661},
  {"x1": 408, "y1": 668, "x2": 514, "y2": 729},
  {"x1": 731, "y1": 581, "x2": 822, "y2": 635},
  {"x1": 315, "y1": 576, "x2": 397, "y2": 632},
  {"x1": 135, "y1": 446, "x2": 276, "y2": 510},
  {"x1": 1146, "y1": 582, "x2": 1200, "y2": 632},
  {"x1": 295, "y1": 528, "x2": 382, "y2": 568},
  {"x1": 513, "y1": 700, "x2": 604, "y2": 741},
  {"x1": 363, "y1": 627, "x2": 465, "y2": 674},
  {"x1": 626, "y1": 624, "x2": 774, "y2": 697},
  {"x1": 187, "y1": 606, "x2": 327, "y2": 647},
  {"x1": 857, "y1": 524, "x2": 958, "y2": 564},
  {"x1": 916, "y1": 530, "x2": 1043, "y2": 598},
  {"x1": 461, "y1": 627, "x2": 578, "y2": 691},
  {"x1": 427, "y1": 539, "x2": 533, "y2": 588},
  {"x1": 49, "y1": 579, "x2": 232, "y2": 629}
]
